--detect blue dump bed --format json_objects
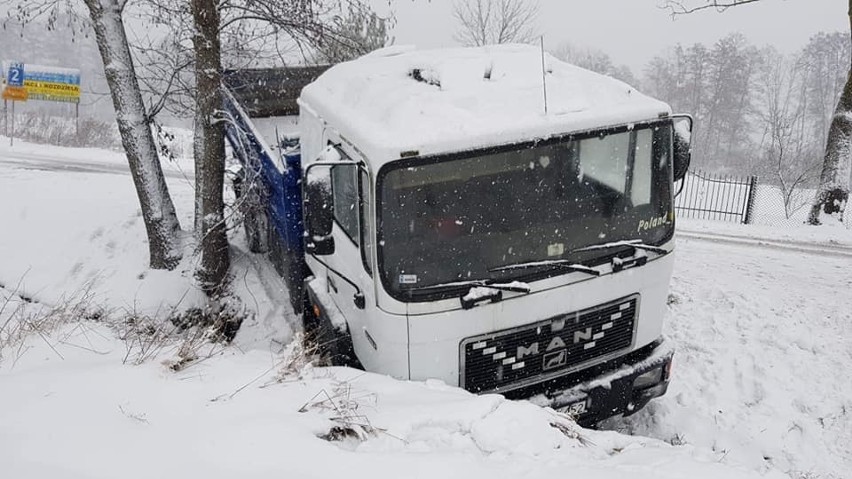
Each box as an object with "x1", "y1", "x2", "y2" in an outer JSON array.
[{"x1": 222, "y1": 67, "x2": 328, "y2": 310}]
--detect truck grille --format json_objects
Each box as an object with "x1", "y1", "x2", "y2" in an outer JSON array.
[{"x1": 461, "y1": 295, "x2": 638, "y2": 393}]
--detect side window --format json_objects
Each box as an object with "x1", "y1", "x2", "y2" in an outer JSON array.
[
  {"x1": 359, "y1": 169, "x2": 373, "y2": 276},
  {"x1": 630, "y1": 129, "x2": 653, "y2": 207},
  {"x1": 331, "y1": 161, "x2": 359, "y2": 246}
]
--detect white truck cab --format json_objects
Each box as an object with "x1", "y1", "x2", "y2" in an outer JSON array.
[{"x1": 226, "y1": 44, "x2": 692, "y2": 424}]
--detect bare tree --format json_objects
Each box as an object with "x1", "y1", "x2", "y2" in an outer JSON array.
[
  {"x1": 801, "y1": 32, "x2": 850, "y2": 155},
  {"x1": 4, "y1": 0, "x2": 184, "y2": 269},
  {"x1": 453, "y1": 0, "x2": 539, "y2": 47},
  {"x1": 313, "y1": 2, "x2": 392, "y2": 64},
  {"x1": 755, "y1": 49, "x2": 821, "y2": 219},
  {"x1": 663, "y1": 0, "x2": 852, "y2": 224},
  {"x1": 137, "y1": 0, "x2": 393, "y2": 294},
  {"x1": 662, "y1": 0, "x2": 761, "y2": 14},
  {"x1": 83, "y1": 0, "x2": 183, "y2": 269},
  {"x1": 704, "y1": 34, "x2": 761, "y2": 171},
  {"x1": 551, "y1": 42, "x2": 637, "y2": 85},
  {"x1": 643, "y1": 34, "x2": 759, "y2": 172},
  {"x1": 190, "y1": 0, "x2": 229, "y2": 294}
]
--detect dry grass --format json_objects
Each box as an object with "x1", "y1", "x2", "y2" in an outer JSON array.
[
  {"x1": 273, "y1": 332, "x2": 326, "y2": 379},
  {"x1": 549, "y1": 411, "x2": 594, "y2": 446},
  {"x1": 0, "y1": 280, "x2": 110, "y2": 367},
  {"x1": 118, "y1": 294, "x2": 251, "y2": 371},
  {"x1": 1, "y1": 276, "x2": 252, "y2": 373},
  {"x1": 300, "y1": 379, "x2": 379, "y2": 442}
]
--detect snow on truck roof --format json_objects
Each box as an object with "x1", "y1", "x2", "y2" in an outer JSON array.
[{"x1": 299, "y1": 44, "x2": 671, "y2": 161}]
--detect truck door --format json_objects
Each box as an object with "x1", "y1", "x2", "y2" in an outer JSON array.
[{"x1": 319, "y1": 143, "x2": 408, "y2": 378}]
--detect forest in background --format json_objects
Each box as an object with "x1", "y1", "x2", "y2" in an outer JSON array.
[{"x1": 556, "y1": 32, "x2": 850, "y2": 192}]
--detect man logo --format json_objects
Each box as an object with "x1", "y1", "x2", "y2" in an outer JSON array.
[
  {"x1": 543, "y1": 350, "x2": 567, "y2": 370},
  {"x1": 516, "y1": 343, "x2": 539, "y2": 359},
  {"x1": 517, "y1": 336, "x2": 566, "y2": 360}
]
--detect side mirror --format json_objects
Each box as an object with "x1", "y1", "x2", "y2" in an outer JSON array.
[
  {"x1": 672, "y1": 115, "x2": 693, "y2": 182},
  {"x1": 304, "y1": 162, "x2": 335, "y2": 255}
]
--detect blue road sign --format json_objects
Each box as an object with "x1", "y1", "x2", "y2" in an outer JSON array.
[{"x1": 7, "y1": 62, "x2": 24, "y2": 87}]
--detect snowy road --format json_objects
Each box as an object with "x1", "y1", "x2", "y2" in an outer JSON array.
[
  {"x1": 0, "y1": 143, "x2": 193, "y2": 180},
  {"x1": 678, "y1": 229, "x2": 852, "y2": 259},
  {"x1": 605, "y1": 234, "x2": 852, "y2": 478}
]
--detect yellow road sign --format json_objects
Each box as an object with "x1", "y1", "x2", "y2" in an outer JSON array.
[
  {"x1": 2, "y1": 86, "x2": 28, "y2": 101},
  {"x1": 24, "y1": 79, "x2": 81, "y2": 103}
]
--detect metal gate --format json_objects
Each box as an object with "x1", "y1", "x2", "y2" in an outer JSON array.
[{"x1": 675, "y1": 169, "x2": 758, "y2": 224}]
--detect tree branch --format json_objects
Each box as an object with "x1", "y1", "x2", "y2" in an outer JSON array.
[{"x1": 661, "y1": 0, "x2": 762, "y2": 16}]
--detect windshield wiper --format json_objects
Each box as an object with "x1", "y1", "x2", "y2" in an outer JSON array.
[
  {"x1": 571, "y1": 239, "x2": 668, "y2": 273},
  {"x1": 406, "y1": 279, "x2": 531, "y2": 294},
  {"x1": 571, "y1": 239, "x2": 667, "y2": 255},
  {"x1": 406, "y1": 279, "x2": 531, "y2": 309},
  {"x1": 488, "y1": 260, "x2": 601, "y2": 277}
]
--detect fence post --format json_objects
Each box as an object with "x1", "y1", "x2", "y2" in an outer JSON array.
[{"x1": 743, "y1": 176, "x2": 759, "y2": 224}]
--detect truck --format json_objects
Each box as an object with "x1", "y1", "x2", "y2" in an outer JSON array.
[{"x1": 222, "y1": 44, "x2": 693, "y2": 425}]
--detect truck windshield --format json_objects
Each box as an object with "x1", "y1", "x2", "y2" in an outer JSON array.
[{"x1": 377, "y1": 122, "x2": 674, "y2": 301}]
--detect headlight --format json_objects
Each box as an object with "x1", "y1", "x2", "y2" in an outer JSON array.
[{"x1": 633, "y1": 368, "x2": 663, "y2": 390}]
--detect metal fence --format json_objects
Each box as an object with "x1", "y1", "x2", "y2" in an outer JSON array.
[
  {"x1": 675, "y1": 169, "x2": 758, "y2": 224},
  {"x1": 749, "y1": 183, "x2": 819, "y2": 227}
]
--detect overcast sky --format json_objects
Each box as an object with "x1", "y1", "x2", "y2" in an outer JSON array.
[{"x1": 378, "y1": 0, "x2": 846, "y2": 73}]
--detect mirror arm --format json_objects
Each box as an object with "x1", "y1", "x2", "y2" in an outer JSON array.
[
  {"x1": 675, "y1": 178, "x2": 686, "y2": 197},
  {"x1": 309, "y1": 253, "x2": 366, "y2": 309}
]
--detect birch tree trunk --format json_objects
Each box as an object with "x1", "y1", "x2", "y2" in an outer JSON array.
[
  {"x1": 83, "y1": 0, "x2": 183, "y2": 269},
  {"x1": 191, "y1": 0, "x2": 230, "y2": 294},
  {"x1": 808, "y1": 0, "x2": 852, "y2": 224}
]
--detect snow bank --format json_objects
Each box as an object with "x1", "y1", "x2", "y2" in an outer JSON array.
[{"x1": 0, "y1": 323, "x2": 775, "y2": 479}]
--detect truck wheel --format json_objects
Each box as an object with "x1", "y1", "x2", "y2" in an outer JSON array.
[
  {"x1": 302, "y1": 295, "x2": 360, "y2": 368},
  {"x1": 244, "y1": 207, "x2": 269, "y2": 254},
  {"x1": 231, "y1": 169, "x2": 268, "y2": 254}
]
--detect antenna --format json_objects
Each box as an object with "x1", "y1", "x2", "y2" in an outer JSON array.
[{"x1": 540, "y1": 36, "x2": 549, "y2": 115}]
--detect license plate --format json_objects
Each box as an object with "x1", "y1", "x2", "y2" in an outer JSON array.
[{"x1": 558, "y1": 399, "x2": 588, "y2": 417}]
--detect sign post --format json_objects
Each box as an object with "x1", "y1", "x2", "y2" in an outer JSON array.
[
  {"x1": 3, "y1": 62, "x2": 27, "y2": 146},
  {"x1": 2, "y1": 61, "x2": 82, "y2": 145}
]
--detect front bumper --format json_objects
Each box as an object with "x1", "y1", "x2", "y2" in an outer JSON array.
[{"x1": 509, "y1": 339, "x2": 674, "y2": 426}]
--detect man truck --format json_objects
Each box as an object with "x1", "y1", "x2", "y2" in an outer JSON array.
[{"x1": 222, "y1": 44, "x2": 692, "y2": 425}]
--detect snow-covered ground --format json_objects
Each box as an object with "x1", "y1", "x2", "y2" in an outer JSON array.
[
  {"x1": 2, "y1": 140, "x2": 851, "y2": 478},
  {"x1": 604, "y1": 231, "x2": 852, "y2": 478},
  {"x1": 0, "y1": 137, "x2": 200, "y2": 315}
]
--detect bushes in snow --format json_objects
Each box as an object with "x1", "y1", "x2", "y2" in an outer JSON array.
[{"x1": 3, "y1": 110, "x2": 121, "y2": 150}]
